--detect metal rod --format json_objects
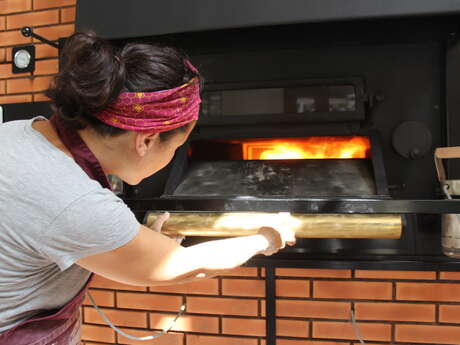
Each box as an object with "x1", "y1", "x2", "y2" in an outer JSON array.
[
  {"x1": 21, "y1": 27, "x2": 59, "y2": 49},
  {"x1": 126, "y1": 197, "x2": 460, "y2": 214},
  {"x1": 145, "y1": 212, "x2": 403, "y2": 239},
  {"x1": 249, "y1": 256, "x2": 460, "y2": 271}
]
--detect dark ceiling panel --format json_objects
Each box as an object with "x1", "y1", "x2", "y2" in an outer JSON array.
[{"x1": 76, "y1": 0, "x2": 460, "y2": 39}]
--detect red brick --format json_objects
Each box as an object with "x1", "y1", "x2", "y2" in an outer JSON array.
[
  {"x1": 0, "y1": 80, "x2": 5, "y2": 94},
  {"x1": 150, "y1": 312, "x2": 219, "y2": 333},
  {"x1": 0, "y1": 49, "x2": 6, "y2": 63},
  {"x1": 440, "y1": 272, "x2": 460, "y2": 280},
  {"x1": 222, "y1": 317, "x2": 265, "y2": 336},
  {"x1": 396, "y1": 324, "x2": 460, "y2": 344},
  {"x1": 276, "y1": 268, "x2": 352, "y2": 278},
  {"x1": 0, "y1": 63, "x2": 31, "y2": 79},
  {"x1": 83, "y1": 290, "x2": 115, "y2": 307},
  {"x1": 355, "y1": 270, "x2": 436, "y2": 280},
  {"x1": 81, "y1": 324, "x2": 115, "y2": 343},
  {"x1": 35, "y1": 43, "x2": 58, "y2": 59},
  {"x1": 313, "y1": 321, "x2": 391, "y2": 341},
  {"x1": 276, "y1": 279, "x2": 310, "y2": 297},
  {"x1": 84, "y1": 307, "x2": 147, "y2": 328},
  {"x1": 355, "y1": 302, "x2": 435, "y2": 322},
  {"x1": 33, "y1": 23, "x2": 74, "y2": 42},
  {"x1": 7, "y1": 76, "x2": 52, "y2": 93},
  {"x1": 276, "y1": 300, "x2": 350, "y2": 319},
  {"x1": 277, "y1": 340, "x2": 349, "y2": 345},
  {"x1": 187, "y1": 296, "x2": 258, "y2": 316},
  {"x1": 34, "y1": 59, "x2": 58, "y2": 75},
  {"x1": 149, "y1": 278, "x2": 218, "y2": 295},
  {"x1": 117, "y1": 292, "x2": 183, "y2": 312},
  {"x1": 440, "y1": 305, "x2": 460, "y2": 323},
  {"x1": 397, "y1": 282, "x2": 460, "y2": 302},
  {"x1": 261, "y1": 299, "x2": 266, "y2": 317},
  {"x1": 188, "y1": 335, "x2": 258, "y2": 345},
  {"x1": 0, "y1": 94, "x2": 32, "y2": 104},
  {"x1": 60, "y1": 6, "x2": 75, "y2": 22},
  {"x1": 276, "y1": 319, "x2": 309, "y2": 337},
  {"x1": 0, "y1": 30, "x2": 32, "y2": 47},
  {"x1": 90, "y1": 275, "x2": 146, "y2": 291},
  {"x1": 5, "y1": 48, "x2": 12, "y2": 62},
  {"x1": 314, "y1": 281, "x2": 392, "y2": 300},
  {"x1": 222, "y1": 279, "x2": 265, "y2": 297},
  {"x1": 117, "y1": 329, "x2": 183, "y2": 345},
  {"x1": 7, "y1": 10, "x2": 59, "y2": 29},
  {"x1": 0, "y1": 0, "x2": 32, "y2": 14},
  {"x1": 34, "y1": 0, "x2": 76, "y2": 10},
  {"x1": 218, "y1": 267, "x2": 258, "y2": 277},
  {"x1": 0, "y1": 16, "x2": 5, "y2": 30},
  {"x1": 33, "y1": 92, "x2": 50, "y2": 102}
]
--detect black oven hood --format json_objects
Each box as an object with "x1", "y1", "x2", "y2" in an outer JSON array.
[{"x1": 76, "y1": 0, "x2": 460, "y2": 40}]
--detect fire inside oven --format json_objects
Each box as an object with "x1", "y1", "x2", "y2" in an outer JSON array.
[{"x1": 226, "y1": 136, "x2": 370, "y2": 160}]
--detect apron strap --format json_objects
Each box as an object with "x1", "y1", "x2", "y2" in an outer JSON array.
[{"x1": 50, "y1": 115, "x2": 112, "y2": 190}]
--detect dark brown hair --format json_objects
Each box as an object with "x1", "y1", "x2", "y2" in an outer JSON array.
[{"x1": 46, "y1": 31, "x2": 200, "y2": 139}]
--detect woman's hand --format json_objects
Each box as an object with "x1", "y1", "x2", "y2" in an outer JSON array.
[
  {"x1": 150, "y1": 211, "x2": 170, "y2": 232},
  {"x1": 257, "y1": 213, "x2": 297, "y2": 255},
  {"x1": 151, "y1": 211, "x2": 184, "y2": 244}
]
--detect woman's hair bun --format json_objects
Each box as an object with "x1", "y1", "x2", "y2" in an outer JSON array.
[
  {"x1": 47, "y1": 31, "x2": 200, "y2": 135},
  {"x1": 46, "y1": 31, "x2": 125, "y2": 129}
]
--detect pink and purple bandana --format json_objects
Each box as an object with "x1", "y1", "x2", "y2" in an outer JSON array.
[{"x1": 94, "y1": 73, "x2": 201, "y2": 133}]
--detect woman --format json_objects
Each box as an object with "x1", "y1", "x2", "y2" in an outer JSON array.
[{"x1": 0, "y1": 32, "x2": 295, "y2": 344}]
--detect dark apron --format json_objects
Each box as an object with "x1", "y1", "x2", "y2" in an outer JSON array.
[{"x1": 0, "y1": 116, "x2": 112, "y2": 345}]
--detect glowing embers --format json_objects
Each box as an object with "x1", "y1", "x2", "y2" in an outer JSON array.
[{"x1": 242, "y1": 136, "x2": 370, "y2": 160}]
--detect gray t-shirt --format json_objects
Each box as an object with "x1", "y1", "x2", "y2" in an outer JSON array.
[{"x1": 0, "y1": 117, "x2": 139, "y2": 332}]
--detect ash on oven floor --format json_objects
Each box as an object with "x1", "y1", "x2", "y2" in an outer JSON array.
[{"x1": 172, "y1": 159, "x2": 377, "y2": 198}]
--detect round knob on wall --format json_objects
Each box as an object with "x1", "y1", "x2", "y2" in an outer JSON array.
[
  {"x1": 392, "y1": 121, "x2": 432, "y2": 159},
  {"x1": 21, "y1": 27, "x2": 32, "y2": 37}
]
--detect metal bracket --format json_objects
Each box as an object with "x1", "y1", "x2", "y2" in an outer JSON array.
[{"x1": 21, "y1": 26, "x2": 59, "y2": 49}]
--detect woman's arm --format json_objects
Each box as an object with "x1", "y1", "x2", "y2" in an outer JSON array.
[{"x1": 77, "y1": 223, "x2": 295, "y2": 286}]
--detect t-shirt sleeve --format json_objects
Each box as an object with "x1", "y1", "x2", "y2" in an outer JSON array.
[{"x1": 42, "y1": 188, "x2": 140, "y2": 271}]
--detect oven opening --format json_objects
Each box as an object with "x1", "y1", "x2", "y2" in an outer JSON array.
[
  {"x1": 171, "y1": 135, "x2": 383, "y2": 198},
  {"x1": 189, "y1": 136, "x2": 371, "y2": 161}
]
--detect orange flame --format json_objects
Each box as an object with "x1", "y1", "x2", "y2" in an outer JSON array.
[{"x1": 243, "y1": 136, "x2": 370, "y2": 160}]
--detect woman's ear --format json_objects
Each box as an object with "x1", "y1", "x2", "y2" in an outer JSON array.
[{"x1": 134, "y1": 131, "x2": 159, "y2": 157}]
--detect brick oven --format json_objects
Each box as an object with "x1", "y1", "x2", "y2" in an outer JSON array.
[
  {"x1": 76, "y1": 2, "x2": 460, "y2": 268},
  {"x1": 77, "y1": 1, "x2": 460, "y2": 343}
]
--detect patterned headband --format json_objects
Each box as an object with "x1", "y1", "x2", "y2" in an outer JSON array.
[{"x1": 94, "y1": 60, "x2": 201, "y2": 132}]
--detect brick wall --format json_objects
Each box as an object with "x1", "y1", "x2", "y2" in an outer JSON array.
[
  {"x1": 3, "y1": 3, "x2": 460, "y2": 345},
  {"x1": 0, "y1": 0, "x2": 75, "y2": 105},
  {"x1": 80, "y1": 268, "x2": 460, "y2": 345}
]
